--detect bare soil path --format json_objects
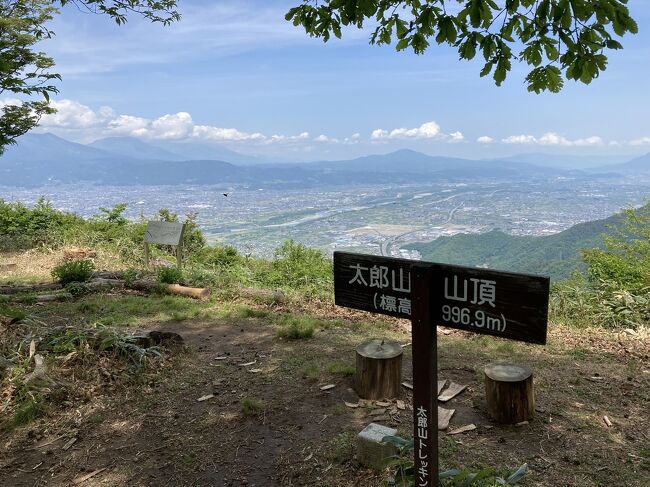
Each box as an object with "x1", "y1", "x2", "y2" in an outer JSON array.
[{"x1": 1, "y1": 306, "x2": 649, "y2": 487}]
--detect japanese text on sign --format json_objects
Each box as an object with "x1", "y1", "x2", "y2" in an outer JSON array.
[
  {"x1": 416, "y1": 406, "x2": 429, "y2": 486},
  {"x1": 347, "y1": 263, "x2": 412, "y2": 316}
]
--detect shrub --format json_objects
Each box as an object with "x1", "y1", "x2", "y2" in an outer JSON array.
[
  {"x1": 51, "y1": 260, "x2": 95, "y2": 285},
  {"x1": 195, "y1": 244, "x2": 242, "y2": 268},
  {"x1": 0, "y1": 198, "x2": 82, "y2": 251},
  {"x1": 157, "y1": 267, "x2": 183, "y2": 285},
  {"x1": 252, "y1": 240, "x2": 333, "y2": 297},
  {"x1": 94, "y1": 203, "x2": 128, "y2": 225}
]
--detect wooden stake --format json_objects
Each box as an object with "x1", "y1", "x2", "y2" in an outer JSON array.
[{"x1": 411, "y1": 264, "x2": 437, "y2": 487}]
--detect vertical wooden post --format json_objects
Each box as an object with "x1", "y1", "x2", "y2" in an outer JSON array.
[{"x1": 411, "y1": 264, "x2": 437, "y2": 487}]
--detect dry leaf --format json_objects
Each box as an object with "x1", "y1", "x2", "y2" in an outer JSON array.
[
  {"x1": 29, "y1": 340, "x2": 36, "y2": 361},
  {"x1": 238, "y1": 360, "x2": 256, "y2": 367},
  {"x1": 603, "y1": 415, "x2": 613, "y2": 427},
  {"x1": 197, "y1": 394, "x2": 214, "y2": 402},
  {"x1": 401, "y1": 382, "x2": 413, "y2": 390},
  {"x1": 344, "y1": 402, "x2": 359, "y2": 408},
  {"x1": 320, "y1": 384, "x2": 335, "y2": 391},
  {"x1": 396, "y1": 400, "x2": 406, "y2": 410},
  {"x1": 249, "y1": 369, "x2": 263, "y2": 373}
]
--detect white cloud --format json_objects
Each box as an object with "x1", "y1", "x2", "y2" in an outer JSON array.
[
  {"x1": 371, "y1": 128, "x2": 389, "y2": 140},
  {"x1": 448, "y1": 131, "x2": 465, "y2": 143},
  {"x1": 40, "y1": 99, "x2": 110, "y2": 129},
  {"x1": 343, "y1": 133, "x2": 361, "y2": 144},
  {"x1": 573, "y1": 136, "x2": 604, "y2": 146},
  {"x1": 315, "y1": 134, "x2": 339, "y2": 143},
  {"x1": 29, "y1": 98, "x2": 327, "y2": 145},
  {"x1": 502, "y1": 134, "x2": 538, "y2": 145},
  {"x1": 502, "y1": 132, "x2": 603, "y2": 147},
  {"x1": 630, "y1": 137, "x2": 650, "y2": 146},
  {"x1": 477, "y1": 136, "x2": 493, "y2": 144},
  {"x1": 371, "y1": 121, "x2": 450, "y2": 141}
]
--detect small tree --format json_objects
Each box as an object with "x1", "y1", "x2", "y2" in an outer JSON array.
[
  {"x1": 0, "y1": 0, "x2": 59, "y2": 153},
  {"x1": 0, "y1": 0, "x2": 179, "y2": 154}
]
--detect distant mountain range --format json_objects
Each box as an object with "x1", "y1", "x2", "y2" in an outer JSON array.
[
  {"x1": 405, "y1": 208, "x2": 636, "y2": 281},
  {"x1": 0, "y1": 133, "x2": 648, "y2": 187}
]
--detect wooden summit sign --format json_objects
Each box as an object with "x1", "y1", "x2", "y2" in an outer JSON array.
[
  {"x1": 144, "y1": 221, "x2": 185, "y2": 268},
  {"x1": 333, "y1": 251, "x2": 550, "y2": 487}
]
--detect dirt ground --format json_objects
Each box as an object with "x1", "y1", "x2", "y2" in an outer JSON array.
[{"x1": 1, "y1": 295, "x2": 649, "y2": 487}]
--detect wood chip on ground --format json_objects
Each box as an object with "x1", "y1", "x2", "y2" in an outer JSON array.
[
  {"x1": 447, "y1": 424, "x2": 477, "y2": 435},
  {"x1": 438, "y1": 382, "x2": 467, "y2": 402},
  {"x1": 438, "y1": 406, "x2": 455, "y2": 430}
]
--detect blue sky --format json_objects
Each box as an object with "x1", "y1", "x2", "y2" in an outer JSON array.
[{"x1": 24, "y1": 0, "x2": 650, "y2": 161}]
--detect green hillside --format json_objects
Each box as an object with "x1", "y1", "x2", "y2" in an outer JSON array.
[{"x1": 406, "y1": 211, "x2": 628, "y2": 281}]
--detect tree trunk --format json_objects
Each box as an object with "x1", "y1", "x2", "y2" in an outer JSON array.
[
  {"x1": 354, "y1": 339, "x2": 403, "y2": 400},
  {"x1": 484, "y1": 363, "x2": 534, "y2": 424}
]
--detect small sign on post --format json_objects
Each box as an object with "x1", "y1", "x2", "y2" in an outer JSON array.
[
  {"x1": 333, "y1": 251, "x2": 549, "y2": 486},
  {"x1": 144, "y1": 221, "x2": 185, "y2": 268}
]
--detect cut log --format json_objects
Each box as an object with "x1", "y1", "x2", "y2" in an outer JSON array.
[
  {"x1": 82, "y1": 278, "x2": 124, "y2": 292},
  {"x1": 354, "y1": 339, "x2": 403, "y2": 400},
  {"x1": 127, "y1": 279, "x2": 157, "y2": 293},
  {"x1": 125, "y1": 279, "x2": 210, "y2": 299},
  {"x1": 35, "y1": 293, "x2": 73, "y2": 302},
  {"x1": 0, "y1": 283, "x2": 62, "y2": 295},
  {"x1": 91, "y1": 271, "x2": 128, "y2": 280},
  {"x1": 167, "y1": 284, "x2": 210, "y2": 300},
  {"x1": 484, "y1": 363, "x2": 535, "y2": 424}
]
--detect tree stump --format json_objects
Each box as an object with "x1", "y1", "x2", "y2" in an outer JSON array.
[
  {"x1": 484, "y1": 363, "x2": 535, "y2": 424},
  {"x1": 354, "y1": 339, "x2": 403, "y2": 400}
]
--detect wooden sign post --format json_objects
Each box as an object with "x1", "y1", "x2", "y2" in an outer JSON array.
[
  {"x1": 333, "y1": 252, "x2": 549, "y2": 487},
  {"x1": 144, "y1": 221, "x2": 185, "y2": 268}
]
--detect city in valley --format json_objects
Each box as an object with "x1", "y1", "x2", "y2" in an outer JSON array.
[{"x1": 2, "y1": 174, "x2": 647, "y2": 259}]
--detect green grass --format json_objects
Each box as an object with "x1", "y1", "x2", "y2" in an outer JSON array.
[
  {"x1": 241, "y1": 398, "x2": 264, "y2": 416},
  {"x1": 36, "y1": 294, "x2": 212, "y2": 327},
  {"x1": 2, "y1": 392, "x2": 46, "y2": 432},
  {"x1": 327, "y1": 361, "x2": 355, "y2": 376},
  {"x1": 325, "y1": 432, "x2": 355, "y2": 463},
  {"x1": 276, "y1": 315, "x2": 317, "y2": 339}
]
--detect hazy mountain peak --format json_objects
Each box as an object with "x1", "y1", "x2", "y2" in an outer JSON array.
[{"x1": 89, "y1": 136, "x2": 184, "y2": 161}]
